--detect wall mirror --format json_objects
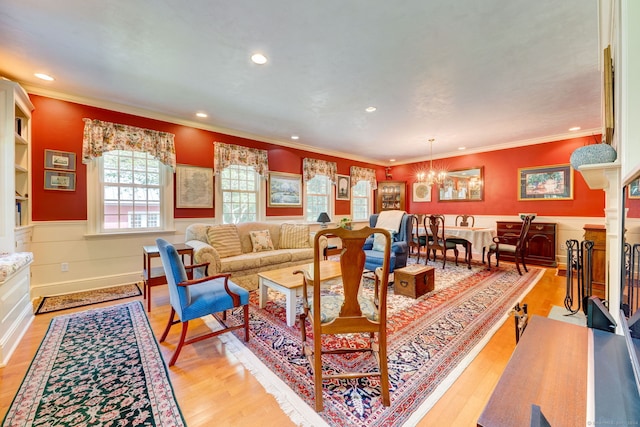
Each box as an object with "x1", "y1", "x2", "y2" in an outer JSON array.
[{"x1": 438, "y1": 167, "x2": 484, "y2": 201}]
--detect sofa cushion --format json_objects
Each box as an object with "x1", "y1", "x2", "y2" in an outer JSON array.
[
  {"x1": 250, "y1": 230, "x2": 275, "y2": 252},
  {"x1": 219, "y1": 253, "x2": 262, "y2": 272},
  {"x1": 279, "y1": 224, "x2": 310, "y2": 249},
  {"x1": 288, "y1": 247, "x2": 314, "y2": 262},
  {"x1": 236, "y1": 222, "x2": 282, "y2": 253},
  {"x1": 258, "y1": 250, "x2": 292, "y2": 266},
  {"x1": 207, "y1": 224, "x2": 242, "y2": 258}
]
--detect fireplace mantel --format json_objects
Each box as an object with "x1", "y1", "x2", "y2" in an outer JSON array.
[{"x1": 577, "y1": 161, "x2": 621, "y2": 190}]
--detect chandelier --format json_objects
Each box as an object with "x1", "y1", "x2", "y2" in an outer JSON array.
[{"x1": 416, "y1": 138, "x2": 447, "y2": 185}]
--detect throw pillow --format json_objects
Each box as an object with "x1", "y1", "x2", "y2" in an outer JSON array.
[
  {"x1": 249, "y1": 230, "x2": 275, "y2": 252},
  {"x1": 279, "y1": 223, "x2": 310, "y2": 249},
  {"x1": 206, "y1": 224, "x2": 242, "y2": 258},
  {"x1": 372, "y1": 230, "x2": 395, "y2": 252}
]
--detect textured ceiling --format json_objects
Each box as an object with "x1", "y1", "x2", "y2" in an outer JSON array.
[{"x1": 0, "y1": 0, "x2": 601, "y2": 164}]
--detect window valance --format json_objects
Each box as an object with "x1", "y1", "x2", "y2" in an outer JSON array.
[
  {"x1": 302, "y1": 158, "x2": 337, "y2": 184},
  {"x1": 82, "y1": 119, "x2": 176, "y2": 170},
  {"x1": 214, "y1": 142, "x2": 269, "y2": 178},
  {"x1": 350, "y1": 166, "x2": 378, "y2": 190}
]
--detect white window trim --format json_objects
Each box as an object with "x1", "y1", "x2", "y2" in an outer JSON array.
[
  {"x1": 214, "y1": 166, "x2": 266, "y2": 223},
  {"x1": 351, "y1": 181, "x2": 373, "y2": 222},
  {"x1": 85, "y1": 157, "x2": 174, "y2": 236}
]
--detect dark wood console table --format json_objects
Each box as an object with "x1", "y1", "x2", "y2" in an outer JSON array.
[
  {"x1": 496, "y1": 221, "x2": 557, "y2": 267},
  {"x1": 143, "y1": 243, "x2": 193, "y2": 312},
  {"x1": 478, "y1": 315, "x2": 587, "y2": 426}
]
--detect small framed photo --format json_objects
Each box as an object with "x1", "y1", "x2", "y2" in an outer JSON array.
[
  {"x1": 176, "y1": 165, "x2": 214, "y2": 208},
  {"x1": 268, "y1": 172, "x2": 302, "y2": 207},
  {"x1": 412, "y1": 182, "x2": 432, "y2": 202},
  {"x1": 45, "y1": 149, "x2": 76, "y2": 171},
  {"x1": 44, "y1": 170, "x2": 76, "y2": 191},
  {"x1": 629, "y1": 178, "x2": 640, "y2": 199},
  {"x1": 336, "y1": 174, "x2": 351, "y2": 200},
  {"x1": 518, "y1": 164, "x2": 573, "y2": 200}
]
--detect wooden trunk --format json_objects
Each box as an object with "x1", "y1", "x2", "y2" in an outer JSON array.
[{"x1": 394, "y1": 265, "x2": 435, "y2": 298}]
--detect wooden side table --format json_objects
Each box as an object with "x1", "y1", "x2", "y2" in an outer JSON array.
[{"x1": 143, "y1": 243, "x2": 194, "y2": 312}]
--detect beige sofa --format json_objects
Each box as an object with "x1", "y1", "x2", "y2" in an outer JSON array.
[{"x1": 185, "y1": 222, "x2": 323, "y2": 291}]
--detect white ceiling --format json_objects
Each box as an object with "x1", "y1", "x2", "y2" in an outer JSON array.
[{"x1": 0, "y1": 0, "x2": 601, "y2": 165}]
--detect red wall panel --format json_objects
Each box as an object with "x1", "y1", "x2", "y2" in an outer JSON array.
[{"x1": 29, "y1": 95, "x2": 380, "y2": 221}]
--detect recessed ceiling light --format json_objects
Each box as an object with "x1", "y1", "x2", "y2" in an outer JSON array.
[
  {"x1": 251, "y1": 53, "x2": 268, "y2": 65},
  {"x1": 291, "y1": 135, "x2": 299, "y2": 140},
  {"x1": 458, "y1": 146, "x2": 466, "y2": 150},
  {"x1": 196, "y1": 112, "x2": 208, "y2": 118},
  {"x1": 34, "y1": 73, "x2": 54, "y2": 81},
  {"x1": 389, "y1": 159, "x2": 396, "y2": 162},
  {"x1": 365, "y1": 106, "x2": 377, "y2": 113},
  {"x1": 569, "y1": 126, "x2": 581, "y2": 131}
]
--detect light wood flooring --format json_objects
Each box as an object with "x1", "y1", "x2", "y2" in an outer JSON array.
[{"x1": 1, "y1": 265, "x2": 576, "y2": 426}]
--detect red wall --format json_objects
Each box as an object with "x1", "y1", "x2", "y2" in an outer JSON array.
[
  {"x1": 29, "y1": 95, "x2": 381, "y2": 220},
  {"x1": 31, "y1": 94, "x2": 636, "y2": 221},
  {"x1": 387, "y1": 136, "x2": 613, "y2": 217}
]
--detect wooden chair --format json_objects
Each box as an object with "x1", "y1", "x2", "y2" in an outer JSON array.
[
  {"x1": 296, "y1": 227, "x2": 391, "y2": 412},
  {"x1": 449, "y1": 214, "x2": 475, "y2": 268},
  {"x1": 409, "y1": 214, "x2": 428, "y2": 263},
  {"x1": 487, "y1": 214, "x2": 534, "y2": 275},
  {"x1": 156, "y1": 238, "x2": 250, "y2": 366},
  {"x1": 455, "y1": 214, "x2": 475, "y2": 227},
  {"x1": 426, "y1": 215, "x2": 459, "y2": 268}
]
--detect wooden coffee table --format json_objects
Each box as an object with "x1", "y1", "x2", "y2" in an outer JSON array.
[{"x1": 258, "y1": 261, "x2": 341, "y2": 326}]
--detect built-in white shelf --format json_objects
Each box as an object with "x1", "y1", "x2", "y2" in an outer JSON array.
[{"x1": 577, "y1": 161, "x2": 621, "y2": 190}]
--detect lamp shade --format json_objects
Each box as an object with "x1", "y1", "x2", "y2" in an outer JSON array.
[{"x1": 317, "y1": 212, "x2": 331, "y2": 223}]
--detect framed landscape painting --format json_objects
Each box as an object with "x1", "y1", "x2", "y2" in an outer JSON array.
[
  {"x1": 268, "y1": 172, "x2": 302, "y2": 207},
  {"x1": 518, "y1": 164, "x2": 573, "y2": 200}
]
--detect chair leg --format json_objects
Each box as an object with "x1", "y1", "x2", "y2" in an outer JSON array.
[
  {"x1": 378, "y1": 331, "x2": 391, "y2": 407},
  {"x1": 313, "y1": 330, "x2": 324, "y2": 412},
  {"x1": 243, "y1": 304, "x2": 250, "y2": 342},
  {"x1": 169, "y1": 320, "x2": 189, "y2": 367},
  {"x1": 160, "y1": 308, "x2": 176, "y2": 343}
]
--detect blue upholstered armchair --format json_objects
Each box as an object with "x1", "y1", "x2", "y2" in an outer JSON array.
[
  {"x1": 363, "y1": 212, "x2": 412, "y2": 273},
  {"x1": 156, "y1": 238, "x2": 250, "y2": 366}
]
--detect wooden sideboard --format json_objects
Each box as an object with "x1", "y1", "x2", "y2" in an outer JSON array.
[
  {"x1": 584, "y1": 224, "x2": 606, "y2": 287},
  {"x1": 496, "y1": 221, "x2": 557, "y2": 267}
]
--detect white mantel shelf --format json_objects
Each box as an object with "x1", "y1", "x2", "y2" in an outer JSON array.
[{"x1": 577, "y1": 161, "x2": 621, "y2": 190}]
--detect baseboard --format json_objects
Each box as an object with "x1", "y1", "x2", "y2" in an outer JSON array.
[{"x1": 30, "y1": 272, "x2": 143, "y2": 300}]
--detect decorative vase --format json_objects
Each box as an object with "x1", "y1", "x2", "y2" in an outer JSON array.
[{"x1": 569, "y1": 143, "x2": 617, "y2": 169}]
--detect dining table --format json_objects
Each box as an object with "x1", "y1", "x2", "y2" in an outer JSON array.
[{"x1": 418, "y1": 225, "x2": 497, "y2": 266}]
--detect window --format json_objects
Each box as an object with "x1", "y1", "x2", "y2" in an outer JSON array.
[
  {"x1": 220, "y1": 164, "x2": 260, "y2": 223},
  {"x1": 87, "y1": 149, "x2": 174, "y2": 234},
  {"x1": 306, "y1": 175, "x2": 331, "y2": 221},
  {"x1": 351, "y1": 180, "x2": 372, "y2": 221}
]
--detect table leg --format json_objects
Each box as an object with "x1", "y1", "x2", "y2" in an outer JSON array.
[
  {"x1": 285, "y1": 288, "x2": 297, "y2": 327},
  {"x1": 259, "y1": 277, "x2": 268, "y2": 309}
]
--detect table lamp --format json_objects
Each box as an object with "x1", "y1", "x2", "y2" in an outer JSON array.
[{"x1": 317, "y1": 212, "x2": 331, "y2": 228}]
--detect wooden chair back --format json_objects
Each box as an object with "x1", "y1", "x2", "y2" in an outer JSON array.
[
  {"x1": 297, "y1": 226, "x2": 391, "y2": 411},
  {"x1": 455, "y1": 214, "x2": 475, "y2": 227}
]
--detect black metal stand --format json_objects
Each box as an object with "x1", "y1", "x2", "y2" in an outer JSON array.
[{"x1": 564, "y1": 239, "x2": 594, "y2": 315}]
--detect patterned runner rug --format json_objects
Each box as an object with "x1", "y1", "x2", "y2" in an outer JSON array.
[
  {"x1": 2, "y1": 301, "x2": 185, "y2": 427},
  {"x1": 210, "y1": 261, "x2": 544, "y2": 426},
  {"x1": 34, "y1": 283, "x2": 142, "y2": 314}
]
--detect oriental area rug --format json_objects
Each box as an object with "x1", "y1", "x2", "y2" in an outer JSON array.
[
  {"x1": 207, "y1": 261, "x2": 544, "y2": 427},
  {"x1": 2, "y1": 301, "x2": 185, "y2": 427},
  {"x1": 34, "y1": 283, "x2": 142, "y2": 314}
]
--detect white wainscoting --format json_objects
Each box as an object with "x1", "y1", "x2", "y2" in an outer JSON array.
[{"x1": 27, "y1": 216, "x2": 640, "y2": 301}]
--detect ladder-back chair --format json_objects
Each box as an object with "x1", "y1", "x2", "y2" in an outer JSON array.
[{"x1": 487, "y1": 214, "x2": 534, "y2": 275}]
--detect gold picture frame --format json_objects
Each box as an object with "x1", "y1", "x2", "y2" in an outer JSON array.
[
  {"x1": 175, "y1": 165, "x2": 214, "y2": 208},
  {"x1": 268, "y1": 172, "x2": 302, "y2": 207}
]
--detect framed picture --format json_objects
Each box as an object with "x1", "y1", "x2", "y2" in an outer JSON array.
[
  {"x1": 45, "y1": 149, "x2": 76, "y2": 171},
  {"x1": 412, "y1": 182, "x2": 431, "y2": 202},
  {"x1": 336, "y1": 174, "x2": 351, "y2": 200},
  {"x1": 44, "y1": 170, "x2": 76, "y2": 191},
  {"x1": 629, "y1": 178, "x2": 640, "y2": 199},
  {"x1": 176, "y1": 165, "x2": 214, "y2": 208},
  {"x1": 518, "y1": 164, "x2": 573, "y2": 200},
  {"x1": 268, "y1": 172, "x2": 302, "y2": 207}
]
